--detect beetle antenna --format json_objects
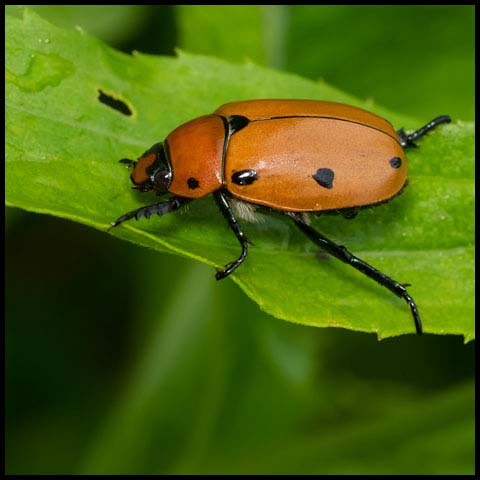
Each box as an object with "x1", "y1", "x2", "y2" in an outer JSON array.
[
  {"x1": 119, "y1": 158, "x2": 137, "y2": 168},
  {"x1": 397, "y1": 115, "x2": 451, "y2": 148}
]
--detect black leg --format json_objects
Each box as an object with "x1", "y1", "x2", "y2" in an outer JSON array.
[
  {"x1": 290, "y1": 213, "x2": 422, "y2": 335},
  {"x1": 213, "y1": 191, "x2": 249, "y2": 280},
  {"x1": 109, "y1": 196, "x2": 191, "y2": 230},
  {"x1": 397, "y1": 115, "x2": 451, "y2": 148}
]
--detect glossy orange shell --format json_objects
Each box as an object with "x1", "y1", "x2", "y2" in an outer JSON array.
[
  {"x1": 217, "y1": 100, "x2": 406, "y2": 211},
  {"x1": 165, "y1": 100, "x2": 407, "y2": 211}
]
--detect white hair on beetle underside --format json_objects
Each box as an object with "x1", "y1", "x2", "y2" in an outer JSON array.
[{"x1": 230, "y1": 198, "x2": 264, "y2": 223}]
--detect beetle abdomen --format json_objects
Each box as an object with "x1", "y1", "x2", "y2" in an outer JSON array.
[{"x1": 224, "y1": 117, "x2": 407, "y2": 212}]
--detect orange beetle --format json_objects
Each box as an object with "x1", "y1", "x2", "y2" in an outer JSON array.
[{"x1": 111, "y1": 99, "x2": 451, "y2": 335}]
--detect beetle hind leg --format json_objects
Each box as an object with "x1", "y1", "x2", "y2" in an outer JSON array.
[
  {"x1": 213, "y1": 191, "x2": 249, "y2": 280},
  {"x1": 289, "y1": 212, "x2": 423, "y2": 335}
]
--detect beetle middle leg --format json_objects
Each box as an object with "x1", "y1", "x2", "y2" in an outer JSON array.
[
  {"x1": 289, "y1": 212, "x2": 422, "y2": 335},
  {"x1": 109, "y1": 196, "x2": 191, "y2": 230},
  {"x1": 213, "y1": 190, "x2": 249, "y2": 280}
]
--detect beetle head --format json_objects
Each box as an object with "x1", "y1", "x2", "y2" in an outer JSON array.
[{"x1": 122, "y1": 142, "x2": 172, "y2": 194}]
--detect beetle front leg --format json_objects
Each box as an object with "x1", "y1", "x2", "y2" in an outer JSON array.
[
  {"x1": 109, "y1": 196, "x2": 192, "y2": 230},
  {"x1": 289, "y1": 212, "x2": 422, "y2": 335},
  {"x1": 213, "y1": 190, "x2": 249, "y2": 280}
]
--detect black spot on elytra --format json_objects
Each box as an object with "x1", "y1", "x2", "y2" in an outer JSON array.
[
  {"x1": 187, "y1": 177, "x2": 200, "y2": 189},
  {"x1": 228, "y1": 115, "x2": 250, "y2": 134},
  {"x1": 98, "y1": 89, "x2": 132, "y2": 116},
  {"x1": 232, "y1": 170, "x2": 257, "y2": 186},
  {"x1": 313, "y1": 168, "x2": 334, "y2": 189},
  {"x1": 390, "y1": 157, "x2": 402, "y2": 169}
]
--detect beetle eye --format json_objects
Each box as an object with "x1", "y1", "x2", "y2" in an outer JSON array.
[
  {"x1": 154, "y1": 170, "x2": 167, "y2": 182},
  {"x1": 152, "y1": 169, "x2": 171, "y2": 191}
]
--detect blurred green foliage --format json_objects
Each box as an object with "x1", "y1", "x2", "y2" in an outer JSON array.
[
  {"x1": 286, "y1": 6, "x2": 475, "y2": 123},
  {"x1": 6, "y1": 6, "x2": 474, "y2": 474}
]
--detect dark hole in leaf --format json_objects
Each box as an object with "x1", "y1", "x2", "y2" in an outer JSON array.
[{"x1": 97, "y1": 89, "x2": 132, "y2": 116}]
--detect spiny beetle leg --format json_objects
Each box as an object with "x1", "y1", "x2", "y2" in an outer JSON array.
[
  {"x1": 289, "y1": 212, "x2": 423, "y2": 335},
  {"x1": 109, "y1": 196, "x2": 191, "y2": 230}
]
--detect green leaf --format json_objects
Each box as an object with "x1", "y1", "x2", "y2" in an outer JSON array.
[{"x1": 6, "y1": 9, "x2": 474, "y2": 340}]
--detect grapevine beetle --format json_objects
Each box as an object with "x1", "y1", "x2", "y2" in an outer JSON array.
[{"x1": 110, "y1": 99, "x2": 451, "y2": 335}]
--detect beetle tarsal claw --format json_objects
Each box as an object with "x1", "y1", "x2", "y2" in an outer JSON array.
[{"x1": 215, "y1": 269, "x2": 227, "y2": 281}]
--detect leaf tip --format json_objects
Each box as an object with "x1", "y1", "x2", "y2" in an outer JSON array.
[{"x1": 463, "y1": 333, "x2": 475, "y2": 344}]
